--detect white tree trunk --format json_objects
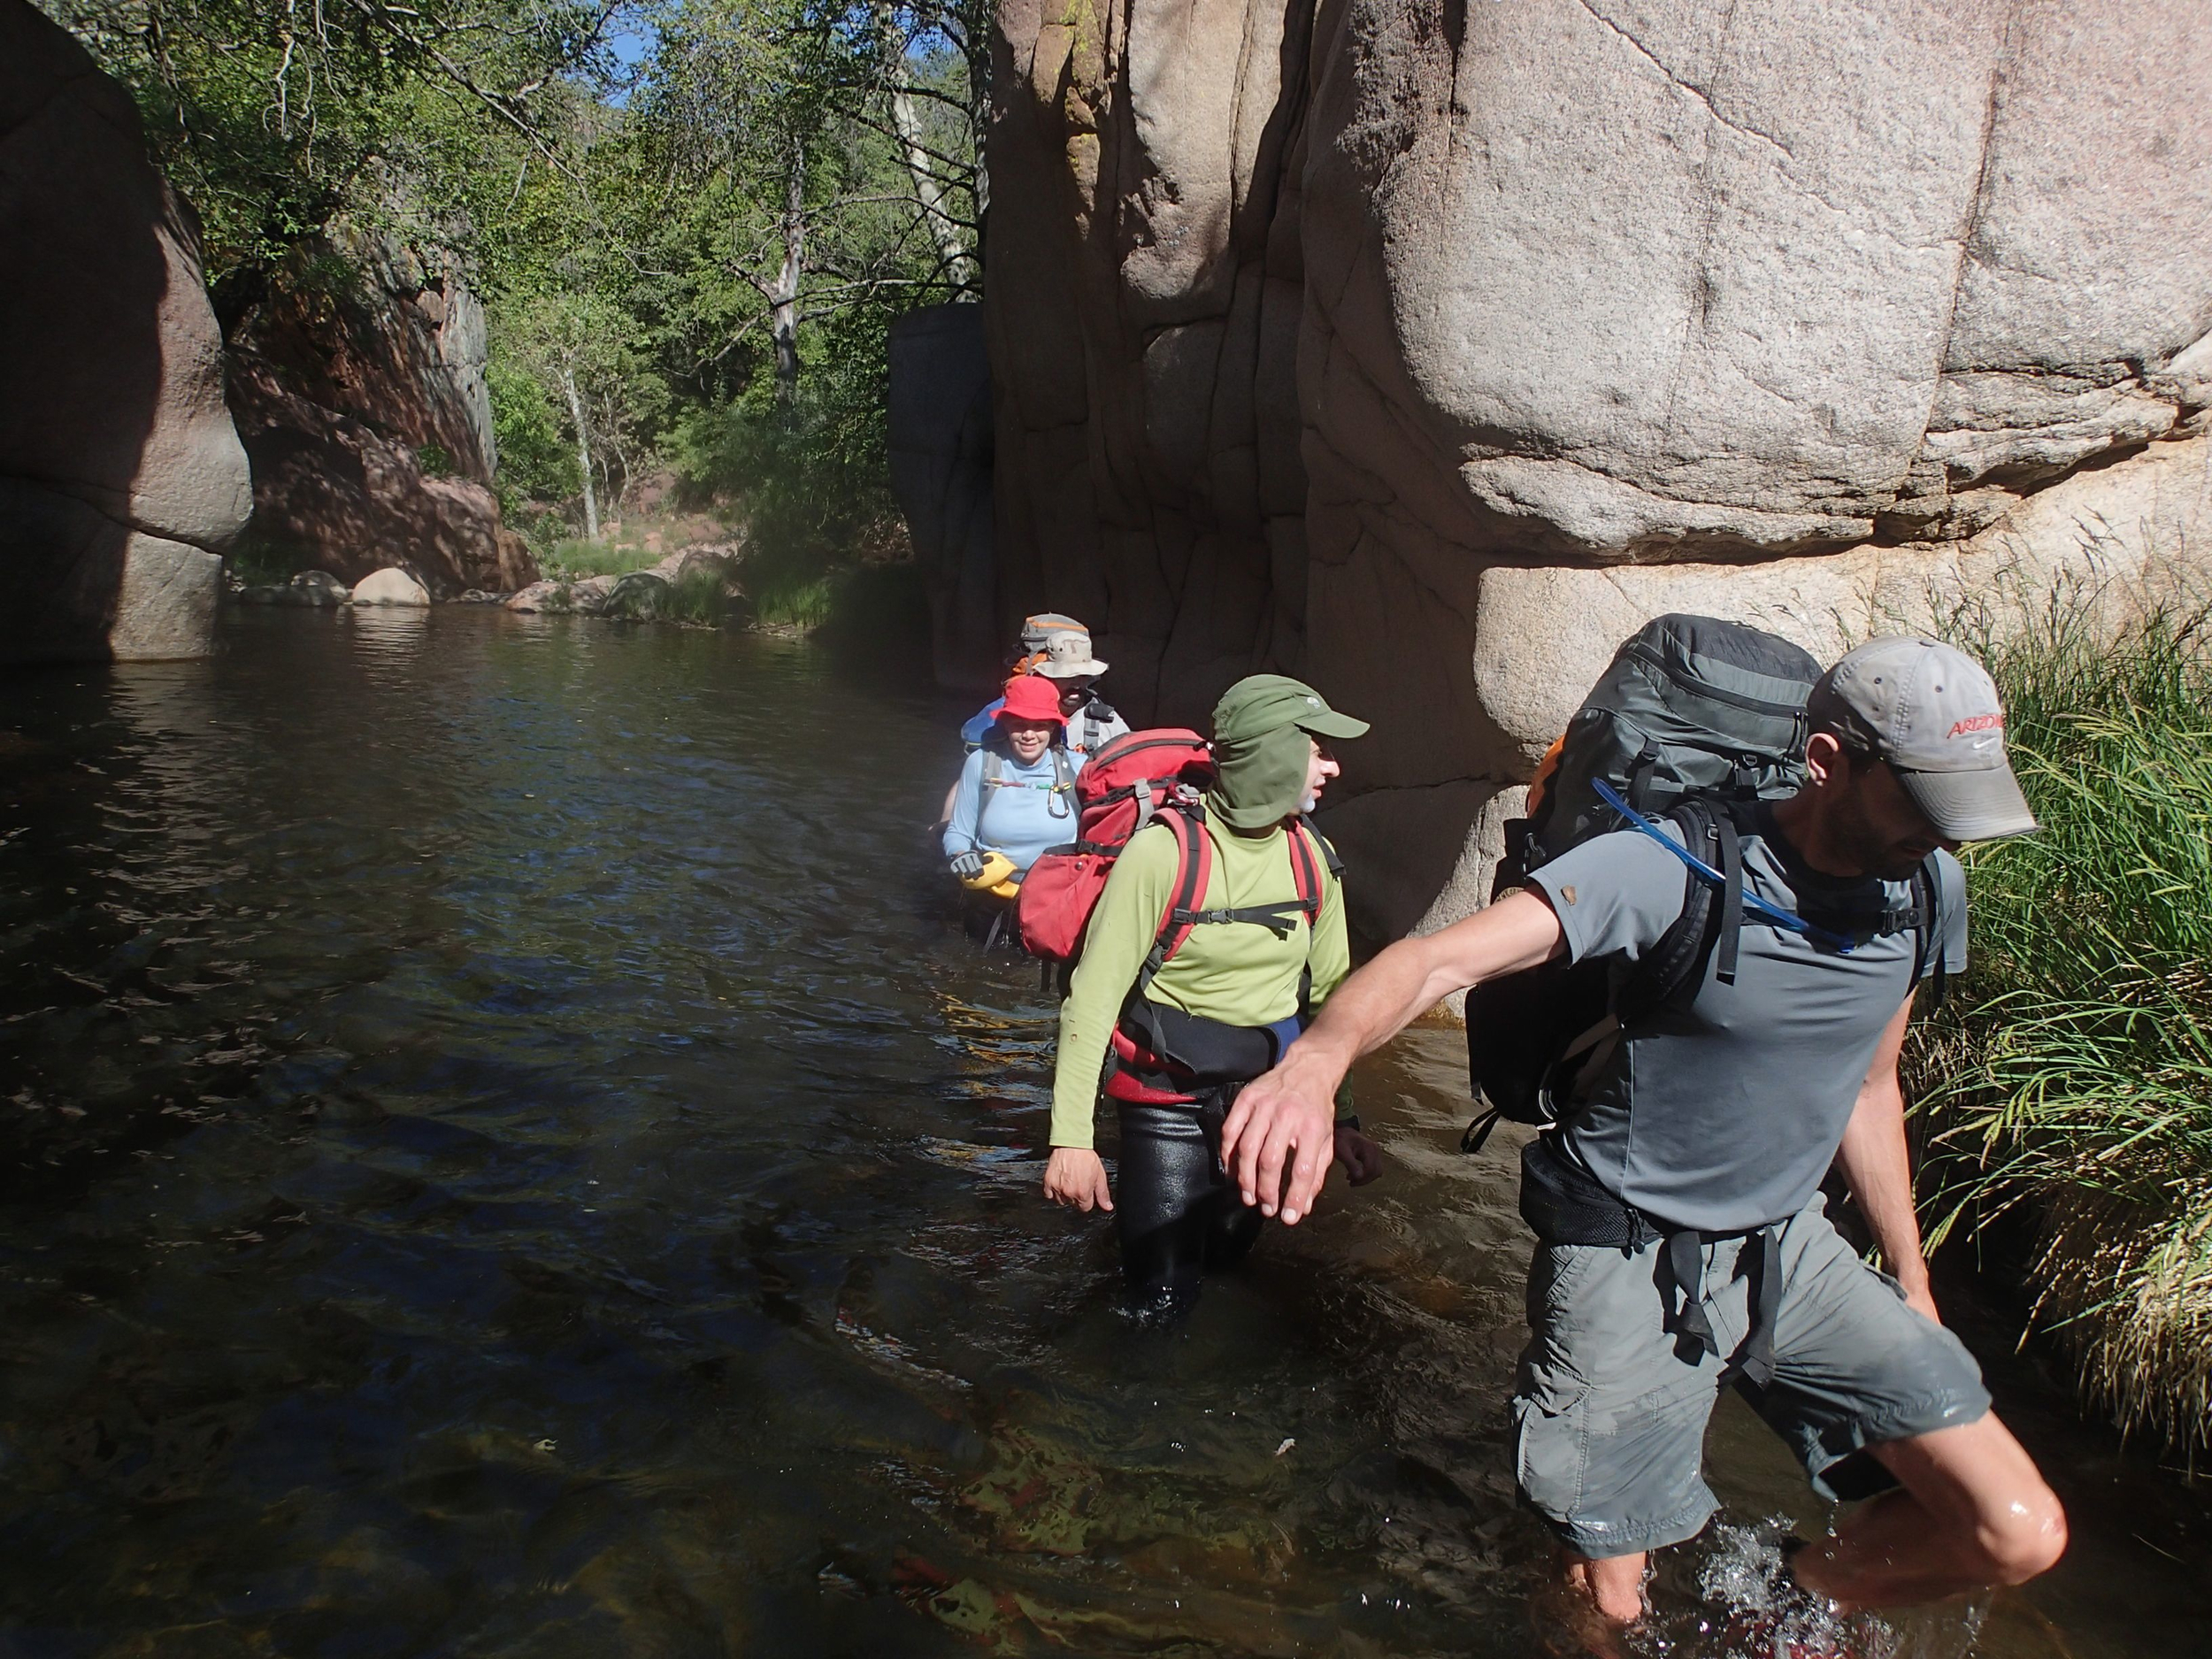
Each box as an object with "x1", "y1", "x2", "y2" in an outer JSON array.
[
  {"x1": 876, "y1": 0, "x2": 975, "y2": 289},
  {"x1": 561, "y1": 363, "x2": 599, "y2": 540},
  {"x1": 772, "y1": 150, "x2": 805, "y2": 401}
]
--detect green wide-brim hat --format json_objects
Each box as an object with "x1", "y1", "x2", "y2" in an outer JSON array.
[{"x1": 1207, "y1": 674, "x2": 1369, "y2": 829}]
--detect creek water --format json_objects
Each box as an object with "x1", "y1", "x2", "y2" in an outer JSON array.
[{"x1": 0, "y1": 609, "x2": 2200, "y2": 1658}]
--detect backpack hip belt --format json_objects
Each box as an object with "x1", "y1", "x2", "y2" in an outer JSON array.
[
  {"x1": 1521, "y1": 1135, "x2": 1786, "y2": 1388},
  {"x1": 1105, "y1": 1002, "x2": 1293, "y2": 1105}
]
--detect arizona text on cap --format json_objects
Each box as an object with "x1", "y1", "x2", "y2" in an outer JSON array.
[
  {"x1": 1034, "y1": 631, "x2": 1110, "y2": 680},
  {"x1": 1807, "y1": 637, "x2": 2037, "y2": 840}
]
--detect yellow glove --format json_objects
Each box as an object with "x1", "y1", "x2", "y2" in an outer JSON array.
[{"x1": 958, "y1": 850, "x2": 1018, "y2": 895}]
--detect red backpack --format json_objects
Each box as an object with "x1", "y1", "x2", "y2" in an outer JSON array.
[
  {"x1": 1018, "y1": 729, "x2": 1215, "y2": 960},
  {"x1": 1016, "y1": 728, "x2": 1331, "y2": 985}
]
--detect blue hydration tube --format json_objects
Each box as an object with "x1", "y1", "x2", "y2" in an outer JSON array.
[{"x1": 1587, "y1": 777, "x2": 1857, "y2": 954}]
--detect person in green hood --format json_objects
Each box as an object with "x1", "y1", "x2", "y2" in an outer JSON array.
[{"x1": 1041, "y1": 673, "x2": 1386, "y2": 1312}]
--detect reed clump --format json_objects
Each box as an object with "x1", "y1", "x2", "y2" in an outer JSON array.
[{"x1": 1911, "y1": 591, "x2": 2212, "y2": 1456}]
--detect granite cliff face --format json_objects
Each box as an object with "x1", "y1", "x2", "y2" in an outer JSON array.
[
  {"x1": 0, "y1": 0, "x2": 251, "y2": 663},
  {"x1": 987, "y1": 0, "x2": 2212, "y2": 938},
  {"x1": 227, "y1": 231, "x2": 534, "y2": 596}
]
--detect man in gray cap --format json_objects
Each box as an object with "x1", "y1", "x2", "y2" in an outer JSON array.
[{"x1": 1223, "y1": 637, "x2": 2065, "y2": 1648}]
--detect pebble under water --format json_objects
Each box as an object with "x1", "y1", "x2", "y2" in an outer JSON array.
[{"x1": 0, "y1": 607, "x2": 2201, "y2": 1657}]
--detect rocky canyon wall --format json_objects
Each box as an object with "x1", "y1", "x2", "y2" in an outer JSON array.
[
  {"x1": 227, "y1": 229, "x2": 534, "y2": 597},
  {"x1": 0, "y1": 0, "x2": 250, "y2": 664},
  {"x1": 987, "y1": 0, "x2": 2212, "y2": 941}
]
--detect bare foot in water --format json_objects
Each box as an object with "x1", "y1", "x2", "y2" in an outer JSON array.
[{"x1": 1529, "y1": 1568, "x2": 1646, "y2": 1659}]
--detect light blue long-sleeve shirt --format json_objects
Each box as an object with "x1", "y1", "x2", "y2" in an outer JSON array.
[{"x1": 941, "y1": 745, "x2": 1079, "y2": 873}]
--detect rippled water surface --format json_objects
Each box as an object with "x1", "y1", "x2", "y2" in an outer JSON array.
[{"x1": 0, "y1": 609, "x2": 2201, "y2": 1657}]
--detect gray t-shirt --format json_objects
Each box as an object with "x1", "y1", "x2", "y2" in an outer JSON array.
[{"x1": 1524, "y1": 820, "x2": 1966, "y2": 1233}]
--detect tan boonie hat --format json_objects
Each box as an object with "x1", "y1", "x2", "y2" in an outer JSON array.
[
  {"x1": 1807, "y1": 637, "x2": 2037, "y2": 840},
  {"x1": 1034, "y1": 630, "x2": 1110, "y2": 680}
]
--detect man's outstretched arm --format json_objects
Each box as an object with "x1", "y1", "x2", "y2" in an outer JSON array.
[{"x1": 1220, "y1": 889, "x2": 1566, "y2": 1224}]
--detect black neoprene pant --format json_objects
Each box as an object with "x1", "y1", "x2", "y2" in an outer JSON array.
[{"x1": 1114, "y1": 1101, "x2": 1264, "y2": 1312}]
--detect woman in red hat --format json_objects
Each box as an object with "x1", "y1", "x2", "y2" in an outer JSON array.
[{"x1": 942, "y1": 673, "x2": 1079, "y2": 902}]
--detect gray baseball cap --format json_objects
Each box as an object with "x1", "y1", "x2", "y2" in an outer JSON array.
[{"x1": 1807, "y1": 637, "x2": 2037, "y2": 840}]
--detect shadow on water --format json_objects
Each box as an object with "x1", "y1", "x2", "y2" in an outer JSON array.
[{"x1": 0, "y1": 608, "x2": 2201, "y2": 1656}]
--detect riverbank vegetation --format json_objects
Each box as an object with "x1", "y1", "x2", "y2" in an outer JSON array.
[
  {"x1": 42, "y1": 0, "x2": 980, "y2": 634},
  {"x1": 1911, "y1": 592, "x2": 2212, "y2": 1458}
]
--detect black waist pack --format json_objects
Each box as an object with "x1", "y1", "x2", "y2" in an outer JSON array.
[
  {"x1": 1518, "y1": 1134, "x2": 1660, "y2": 1250},
  {"x1": 1119, "y1": 1001, "x2": 1288, "y2": 1086}
]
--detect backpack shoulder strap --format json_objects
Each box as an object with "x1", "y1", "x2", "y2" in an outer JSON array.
[
  {"x1": 980, "y1": 749, "x2": 1002, "y2": 787},
  {"x1": 1712, "y1": 808, "x2": 1745, "y2": 986},
  {"x1": 1301, "y1": 818, "x2": 1347, "y2": 882},
  {"x1": 1614, "y1": 796, "x2": 1732, "y2": 1028},
  {"x1": 1910, "y1": 852, "x2": 1948, "y2": 1010},
  {"x1": 1286, "y1": 819, "x2": 1325, "y2": 926},
  {"x1": 1135, "y1": 808, "x2": 1211, "y2": 996}
]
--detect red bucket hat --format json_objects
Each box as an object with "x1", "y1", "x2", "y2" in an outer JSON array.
[{"x1": 996, "y1": 673, "x2": 1067, "y2": 726}]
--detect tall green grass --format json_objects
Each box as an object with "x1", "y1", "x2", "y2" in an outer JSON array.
[
  {"x1": 1911, "y1": 595, "x2": 2212, "y2": 1454},
  {"x1": 541, "y1": 538, "x2": 672, "y2": 581}
]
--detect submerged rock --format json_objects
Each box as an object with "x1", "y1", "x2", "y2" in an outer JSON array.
[
  {"x1": 503, "y1": 580, "x2": 567, "y2": 614},
  {"x1": 286, "y1": 570, "x2": 351, "y2": 607},
  {"x1": 506, "y1": 574, "x2": 613, "y2": 616},
  {"x1": 351, "y1": 567, "x2": 430, "y2": 607}
]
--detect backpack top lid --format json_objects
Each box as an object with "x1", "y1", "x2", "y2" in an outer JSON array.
[
  {"x1": 1525, "y1": 614, "x2": 1822, "y2": 867},
  {"x1": 1073, "y1": 728, "x2": 1215, "y2": 805}
]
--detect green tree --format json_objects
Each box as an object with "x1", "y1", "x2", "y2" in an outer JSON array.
[{"x1": 39, "y1": 0, "x2": 626, "y2": 285}]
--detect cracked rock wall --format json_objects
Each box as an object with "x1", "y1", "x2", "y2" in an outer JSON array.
[
  {"x1": 988, "y1": 0, "x2": 2212, "y2": 942},
  {"x1": 0, "y1": 0, "x2": 250, "y2": 663}
]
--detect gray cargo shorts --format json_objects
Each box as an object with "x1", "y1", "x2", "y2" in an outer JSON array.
[{"x1": 1511, "y1": 1194, "x2": 1990, "y2": 1560}]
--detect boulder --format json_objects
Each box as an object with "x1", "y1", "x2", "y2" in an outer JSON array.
[
  {"x1": 601, "y1": 570, "x2": 672, "y2": 621},
  {"x1": 657, "y1": 544, "x2": 741, "y2": 588},
  {"x1": 1297, "y1": 0, "x2": 2212, "y2": 566},
  {"x1": 227, "y1": 356, "x2": 535, "y2": 597},
  {"x1": 506, "y1": 573, "x2": 616, "y2": 616},
  {"x1": 1467, "y1": 434, "x2": 2212, "y2": 774},
  {"x1": 351, "y1": 566, "x2": 430, "y2": 607},
  {"x1": 0, "y1": 0, "x2": 250, "y2": 663},
  {"x1": 504, "y1": 580, "x2": 569, "y2": 614},
  {"x1": 987, "y1": 0, "x2": 2212, "y2": 943}
]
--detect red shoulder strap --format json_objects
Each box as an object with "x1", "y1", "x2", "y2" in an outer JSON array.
[
  {"x1": 1286, "y1": 820, "x2": 1324, "y2": 925},
  {"x1": 1138, "y1": 809, "x2": 1211, "y2": 991}
]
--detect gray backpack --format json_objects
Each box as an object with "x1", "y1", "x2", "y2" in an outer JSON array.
[
  {"x1": 1463, "y1": 616, "x2": 1825, "y2": 1148},
  {"x1": 1516, "y1": 613, "x2": 1819, "y2": 870}
]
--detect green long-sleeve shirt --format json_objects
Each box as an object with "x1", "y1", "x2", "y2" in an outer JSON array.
[{"x1": 1049, "y1": 814, "x2": 1350, "y2": 1149}]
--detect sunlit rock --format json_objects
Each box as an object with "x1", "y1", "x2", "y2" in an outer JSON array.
[
  {"x1": 987, "y1": 0, "x2": 2212, "y2": 940},
  {"x1": 351, "y1": 567, "x2": 431, "y2": 607}
]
